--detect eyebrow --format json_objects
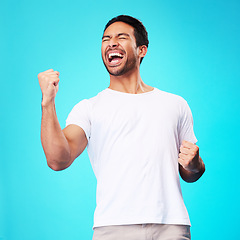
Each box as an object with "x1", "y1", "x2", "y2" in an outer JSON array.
[
  {"x1": 102, "y1": 33, "x2": 130, "y2": 40},
  {"x1": 118, "y1": 33, "x2": 130, "y2": 37}
]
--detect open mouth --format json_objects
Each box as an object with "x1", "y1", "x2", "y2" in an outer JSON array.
[{"x1": 107, "y1": 51, "x2": 124, "y2": 66}]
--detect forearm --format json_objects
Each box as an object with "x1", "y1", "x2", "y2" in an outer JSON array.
[
  {"x1": 41, "y1": 101, "x2": 71, "y2": 171},
  {"x1": 179, "y1": 156, "x2": 205, "y2": 183}
]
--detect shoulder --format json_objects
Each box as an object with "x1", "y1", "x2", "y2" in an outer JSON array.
[
  {"x1": 66, "y1": 90, "x2": 108, "y2": 126},
  {"x1": 72, "y1": 89, "x2": 109, "y2": 109},
  {"x1": 154, "y1": 88, "x2": 187, "y2": 105}
]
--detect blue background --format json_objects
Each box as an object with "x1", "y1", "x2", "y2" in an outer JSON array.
[{"x1": 1, "y1": 0, "x2": 239, "y2": 239}]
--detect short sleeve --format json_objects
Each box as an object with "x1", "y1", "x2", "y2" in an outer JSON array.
[
  {"x1": 66, "y1": 99, "x2": 91, "y2": 141},
  {"x1": 178, "y1": 100, "x2": 197, "y2": 146}
]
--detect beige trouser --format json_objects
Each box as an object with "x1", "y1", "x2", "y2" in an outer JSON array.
[{"x1": 92, "y1": 224, "x2": 191, "y2": 240}]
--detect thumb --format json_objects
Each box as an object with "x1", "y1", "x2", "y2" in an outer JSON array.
[{"x1": 51, "y1": 78, "x2": 59, "y2": 87}]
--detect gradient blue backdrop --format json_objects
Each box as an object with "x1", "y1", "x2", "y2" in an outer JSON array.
[{"x1": 1, "y1": 0, "x2": 239, "y2": 239}]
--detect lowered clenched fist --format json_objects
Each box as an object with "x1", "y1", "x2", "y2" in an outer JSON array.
[
  {"x1": 38, "y1": 69, "x2": 60, "y2": 106},
  {"x1": 178, "y1": 140, "x2": 201, "y2": 173}
]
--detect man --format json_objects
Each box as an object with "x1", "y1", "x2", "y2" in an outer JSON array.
[{"x1": 38, "y1": 15, "x2": 205, "y2": 240}]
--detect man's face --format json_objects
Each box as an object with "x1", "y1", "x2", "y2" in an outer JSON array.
[{"x1": 101, "y1": 22, "x2": 140, "y2": 76}]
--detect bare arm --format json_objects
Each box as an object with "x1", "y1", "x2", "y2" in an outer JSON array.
[
  {"x1": 178, "y1": 141, "x2": 205, "y2": 183},
  {"x1": 39, "y1": 69, "x2": 87, "y2": 171}
]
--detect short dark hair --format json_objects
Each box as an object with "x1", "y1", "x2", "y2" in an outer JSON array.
[{"x1": 104, "y1": 15, "x2": 149, "y2": 63}]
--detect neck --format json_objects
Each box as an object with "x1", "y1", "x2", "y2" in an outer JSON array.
[{"x1": 108, "y1": 67, "x2": 153, "y2": 94}]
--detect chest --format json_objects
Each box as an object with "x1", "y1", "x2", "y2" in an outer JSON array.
[{"x1": 90, "y1": 97, "x2": 180, "y2": 140}]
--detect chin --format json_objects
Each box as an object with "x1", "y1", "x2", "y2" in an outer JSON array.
[
  {"x1": 108, "y1": 67, "x2": 127, "y2": 76},
  {"x1": 105, "y1": 63, "x2": 135, "y2": 77},
  {"x1": 103, "y1": 62, "x2": 125, "y2": 76}
]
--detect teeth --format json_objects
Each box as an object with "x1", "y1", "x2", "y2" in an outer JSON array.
[{"x1": 108, "y1": 52, "x2": 124, "y2": 59}]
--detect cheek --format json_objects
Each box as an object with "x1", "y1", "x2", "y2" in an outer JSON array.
[
  {"x1": 101, "y1": 46, "x2": 105, "y2": 58},
  {"x1": 101, "y1": 43, "x2": 106, "y2": 53},
  {"x1": 125, "y1": 43, "x2": 137, "y2": 56},
  {"x1": 127, "y1": 48, "x2": 138, "y2": 59}
]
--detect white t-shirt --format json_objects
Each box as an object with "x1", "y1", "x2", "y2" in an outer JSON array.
[{"x1": 66, "y1": 88, "x2": 197, "y2": 228}]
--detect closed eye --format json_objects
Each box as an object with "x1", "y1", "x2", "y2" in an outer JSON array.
[{"x1": 102, "y1": 35, "x2": 110, "y2": 42}]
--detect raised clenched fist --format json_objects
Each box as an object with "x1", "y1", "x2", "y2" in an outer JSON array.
[{"x1": 38, "y1": 69, "x2": 60, "y2": 106}]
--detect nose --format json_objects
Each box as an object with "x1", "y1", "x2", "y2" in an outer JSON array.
[{"x1": 109, "y1": 38, "x2": 119, "y2": 48}]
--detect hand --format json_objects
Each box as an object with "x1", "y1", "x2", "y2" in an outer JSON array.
[
  {"x1": 38, "y1": 69, "x2": 60, "y2": 106},
  {"x1": 178, "y1": 140, "x2": 201, "y2": 173}
]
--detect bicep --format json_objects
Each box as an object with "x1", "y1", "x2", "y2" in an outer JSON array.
[
  {"x1": 178, "y1": 101, "x2": 197, "y2": 145},
  {"x1": 63, "y1": 124, "x2": 88, "y2": 162}
]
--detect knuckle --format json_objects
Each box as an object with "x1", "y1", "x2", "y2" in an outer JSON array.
[
  {"x1": 191, "y1": 151, "x2": 195, "y2": 155},
  {"x1": 38, "y1": 72, "x2": 42, "y2": 79},
  {"x1": 42, "y1": 74, "x2": 48, "y2": 80}
]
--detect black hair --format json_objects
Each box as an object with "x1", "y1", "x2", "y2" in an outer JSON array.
[{"x1": 104, "y1": 15, "x2": 149, "y2": 63}]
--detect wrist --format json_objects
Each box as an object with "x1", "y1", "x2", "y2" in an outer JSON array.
[
  {"x1": 182, "y1": 165, "x2": 200, "y2": 174},
  {"x1": 41, "y1": 97, "x2": 55, "y2": 108}
]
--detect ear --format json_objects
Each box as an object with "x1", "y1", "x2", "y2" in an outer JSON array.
[{"x1": 138, "y1": 45, "x2": 148, "y2": 58}]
